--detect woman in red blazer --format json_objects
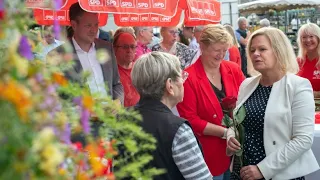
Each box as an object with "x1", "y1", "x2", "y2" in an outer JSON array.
[{"x1": 177, "y1": 25, "x2": 245, "y2": 179}]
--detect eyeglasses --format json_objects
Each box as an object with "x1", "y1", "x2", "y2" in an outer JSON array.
[
  {"x1": 181, "y1": 71, "x2": 189, "y2": 83},
  {"x1": 168, "y1": 30, "x2": 179, "y2": 35},
  {"x1": 115, "y1": 45, "x2": 137, "y2": 50}
]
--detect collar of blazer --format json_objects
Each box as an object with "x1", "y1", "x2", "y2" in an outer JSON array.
[
  {"x1": 194, "y1": 58, "x2": 239, "y2": 98},
  {"x1": 234, "y1": 73, "x2": 289, "y2": 114},
  {"x1": 191, "y1": 58, "x2": 239, "y2": 120}
]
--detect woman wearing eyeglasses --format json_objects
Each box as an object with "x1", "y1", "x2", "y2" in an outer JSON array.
[
  {"x1": 151, "y1": 27, "x2": 198, "y2": 69},
  {"x1": 113, "y1": 28, "x2": 140, "y2": 107},
  {"x1": 132, "y1": 51, "x2": 212, "y2": 180},
  {"x1": 177, "y1": 25, "x2": 245, "y2": 180}
]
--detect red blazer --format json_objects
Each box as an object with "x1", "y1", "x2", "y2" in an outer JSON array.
[
  {"x1": 177, "y1": 58, "x2": 245, "y2": 176},
  {"x1": 229, "y1": 45, "x2": 241, "y2": 68}
]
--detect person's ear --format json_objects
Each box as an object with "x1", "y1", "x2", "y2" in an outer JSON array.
[
  {"x1": 70, "y1": 20, "x2": 77, "y2": 32},
  {"x1": 199, "y1": 42, "x2": 206, "y2": 53},
  {"x1": 165, "y1": 78, "x2": 175, "y2": 96}
]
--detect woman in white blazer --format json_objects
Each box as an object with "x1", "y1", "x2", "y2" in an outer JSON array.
[{"x1": 227, "y1": 27, "x2": 319, "y2": 180}]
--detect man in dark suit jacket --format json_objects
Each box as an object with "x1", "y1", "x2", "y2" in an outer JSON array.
[
  {"x1": 66, "y1": 2, "x2": 123, "y2": 103},
  {"x1": 62, "y1": 2, "x2": 123, "y2": 144}
]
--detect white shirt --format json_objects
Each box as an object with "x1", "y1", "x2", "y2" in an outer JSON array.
[
  {"x1": 291, "y1": 18, "x2": 301, "y2": 30},
  {"x1": 188, "y1": 37, "x2": 199, "y2": 50},
  {"x1": 37, "y1": 39, "x2": 64, "y2": 61},
  {"x1": 72, "y1": 37, "x2": 108, "y2": 97}
]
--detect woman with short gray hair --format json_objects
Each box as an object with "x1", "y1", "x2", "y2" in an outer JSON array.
[{"x1": 132, "y1": 51, "x2": 212, "y2": 180}]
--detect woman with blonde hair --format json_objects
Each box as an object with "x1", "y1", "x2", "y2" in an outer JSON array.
[
  {"x1": 227, "y1": 27, "x2": 319, "y2": 180},
  {"x1": 224, "y1": 24, "x2": 241, "y2": 68},
  {"x1": 177, "y1": 24, "x2": 245, "y2": 180},
  {"x1": 297, "y1": 23, "x2": 320, "y2": 98}
]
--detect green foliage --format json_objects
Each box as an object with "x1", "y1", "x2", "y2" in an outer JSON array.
[{"x1": 0, "y1": 0, "x2": 163, "y2": 179}]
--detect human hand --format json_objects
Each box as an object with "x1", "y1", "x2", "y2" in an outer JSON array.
[
  {"x1": 227, "y1": 137, "x2": 241, "y2": 155},
  {"x1": 240, "y1": 165, "x2": 263, "y2": 180}
]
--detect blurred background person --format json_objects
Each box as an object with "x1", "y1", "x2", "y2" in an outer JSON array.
[
  {"x1": 291, "y1": 15, "x2": 301, "y2": 33},
  {"x1": 151, "y1": 27, "x2": 197, "y2": 69},
  {"x1": 227, "y1": 27, "x2": 319, "y2": 180},
  {"x1": 224, "y1": 24, "x2": 241, "y2": 68},
  {"x1": 236, "y1": 17, "x2": 251, "y2": 77},
  {"x1": 113, "y1": 27, "x2": 140, "y2": 107},
  {"x1": 259, "y1": 18, "x2": 270, "y2": 28},
  {"x1": 190, "y1": 26, "x2": 204, "y2": 65},
  {"x1": 132, "y1": 52, "x2": 212, "y2": 180},
  {"x1": 97, "y1": 28, "x2": 111, "y2": 42},
  {"x1": 178, "y1": 28, "x2": 190, "y2": 46},
  {"x1": 177, "y1": 24, "x2": 245, "y2": 180},
  {"x1": 36, "y1": 25, "x2": 64, "y2": 60},
  {"x1": 297, "y1": 23, "x2": 320, "y2": 98},
  {"x1": 133, "y1": 26, "x2": 153, "y2": 61},
  {"x1": 183, "y1": 26, "x2": 198, "y2": 50}
]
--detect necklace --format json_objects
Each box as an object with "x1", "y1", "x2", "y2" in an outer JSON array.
[{"x1": 161, "y1": 42, "x2": 172, "y2": 52}]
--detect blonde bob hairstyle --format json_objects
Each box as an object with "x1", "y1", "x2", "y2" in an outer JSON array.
[
  {"x1": 246, "y1": 27, "x2": 299, "y2": 76},
  {"x1": 199, "y1": 24, "x2": 233, "y2": 47},
  {"x1": 297, "y1": 23, "x2": 320, "y2": 69},
  {"x1": 131, "y1": 51, "x2": 181, "y2": 100}
]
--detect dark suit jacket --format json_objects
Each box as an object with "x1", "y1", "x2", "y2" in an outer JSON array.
[{"x1": 65, "y1": 38, "x2": 124, "y2": 103}]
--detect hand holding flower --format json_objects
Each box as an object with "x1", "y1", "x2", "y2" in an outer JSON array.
[{"x1": 227, "y1": 137, "x2": 241, "y2": 156}]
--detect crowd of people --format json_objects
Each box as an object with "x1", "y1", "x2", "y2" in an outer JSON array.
[{"x1": 33, "y1": 2, "x2": 320, "y2": 180}]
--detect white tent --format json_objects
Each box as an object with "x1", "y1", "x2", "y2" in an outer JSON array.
[{"x1": 238, "y1": 0, "x2": 320, "y2": 14}]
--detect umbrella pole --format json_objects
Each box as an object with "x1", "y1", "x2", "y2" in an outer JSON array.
[
  {"x1": 285, "y1": 10, "x2": 288, "y2": 34},
  {"x1": 277, "y1": 12, "x2": 280, "y2": 29}
]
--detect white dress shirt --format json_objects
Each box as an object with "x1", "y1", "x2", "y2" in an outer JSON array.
[{"x1": 72, "y1": 37, "x2": 108, "y2": 97}]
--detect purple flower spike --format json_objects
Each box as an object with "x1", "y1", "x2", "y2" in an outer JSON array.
[
  {"x1": 47, "y1": 85, "x2": 56, "y2": 94},
  {"x1": 53, "y1": 0, "x2": 62, "y2": 39},
  {"x1": 81, "y1": 108, "x2": 90, "y2": 135},
  {"x1": 35, "y1": 73, "x2": 44, "y2": 83},
  {"x1": 18, "y1": 36, "x2": 34, "y2": 61},
  {"x1": 60, "y1": 123, "x2": 71, "y2": 144},
  {"x1": 73, "y1": 97, "x2": 82, "y2": 106}
]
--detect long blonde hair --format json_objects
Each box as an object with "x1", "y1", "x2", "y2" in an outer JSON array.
[
  {"x1": 297, "y1": 23, "x2": 320, "y2": 69},
  {"x1": 246, "y1": 27, "x2": 299, "y2": 76},
  {"x1": 223, "y1": 24, "x2": 239, "y2": 47}
]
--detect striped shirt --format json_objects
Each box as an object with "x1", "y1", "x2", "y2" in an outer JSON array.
[{"x1": 172, "y1": 123, "x2": 212, "y2": 180}]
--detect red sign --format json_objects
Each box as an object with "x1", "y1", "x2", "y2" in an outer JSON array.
[
  {"x1": 114, "y1": 8, "x2": 182, "y2": 27},
  {"x1": 186, "y1": 0, "x2": 221, "y2": 22},
  {"x1": 33, "y1": 0, "x2": 108, "y2": 26},
  {"x1": 80, "y1": 0, "x2": 179, "y2": 17}
]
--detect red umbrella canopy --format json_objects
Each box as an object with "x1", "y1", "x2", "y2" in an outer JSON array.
[
  {"x1": 114, "y1": 8, "x2": 182, "y2": 27},
  {"x1": 29, "y1": 0, "x2": 108, "y2": 26},
  {"x1": 27, "y1": 0, "x2": 220, "y2": 26},
  {"x1": 79, "y1": 0, "x2": 180, "y2": 17}
]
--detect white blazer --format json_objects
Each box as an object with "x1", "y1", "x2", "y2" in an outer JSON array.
[{"x1": 231, "y1": 73, "x2": 319, "y2": 180}]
